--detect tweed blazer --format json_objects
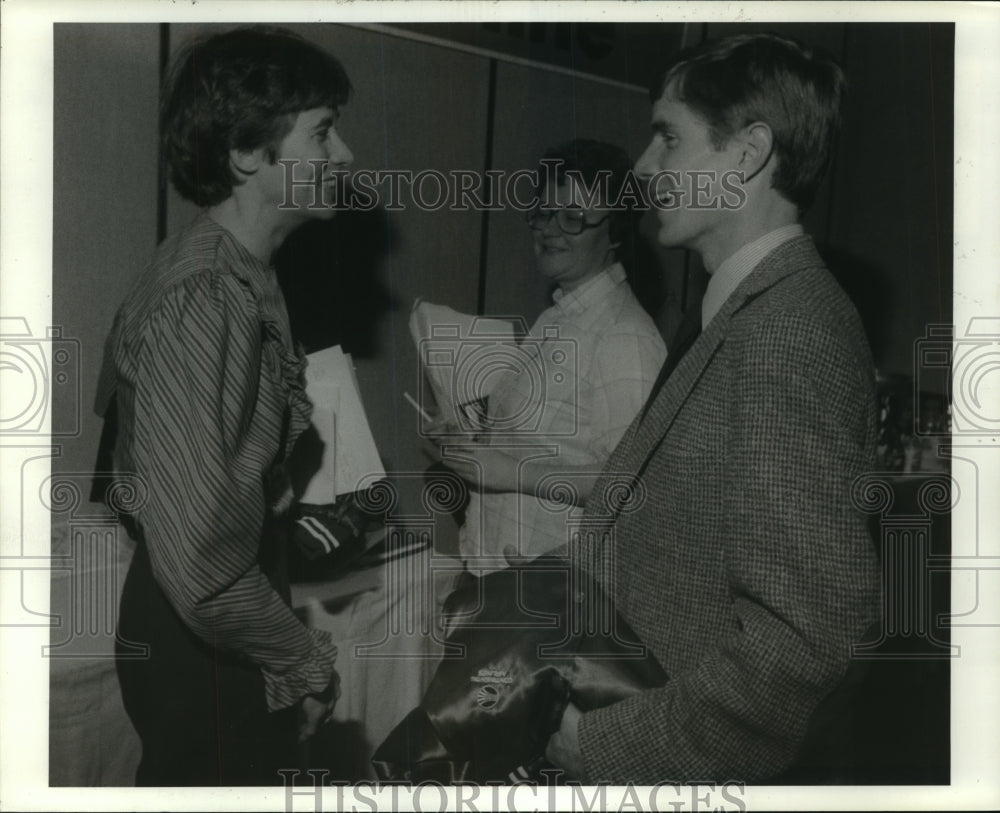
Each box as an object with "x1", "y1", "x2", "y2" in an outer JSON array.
[{"x1": 573, "y1": 236, "x2": 881, "y2": 783}]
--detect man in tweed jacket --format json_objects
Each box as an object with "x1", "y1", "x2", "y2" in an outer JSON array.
[{"x1": 545, "y1": 33, "x2": 881, "y2": 783}]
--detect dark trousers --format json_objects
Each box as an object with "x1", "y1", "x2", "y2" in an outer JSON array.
[{"x1": 115, "y1": 541, "x2": 297, "y2": 786}]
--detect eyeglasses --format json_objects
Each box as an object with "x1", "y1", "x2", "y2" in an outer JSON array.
[{"x1": 525, "y1": 206, "x2": 611, "y2": 235}]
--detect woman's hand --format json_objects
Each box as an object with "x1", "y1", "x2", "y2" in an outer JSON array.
[
  {"x1": 424, "y1": 423, "x2": 521, "y2": 492},
  {"x1": 297, "y1": 669, "x2": 341, "y2": 743},
  {"x1": 424, "y1": 423, "x2": 600, "y2": 503},
  {"x1": 422, "y1": 415, "x2": 603, "y2": 504},
  {"x1": 442, "y1": 445, "x2": 522, "y2": 492},
  {"x1": 422, "y1": 414, "x2": 471, "y2": 442}
]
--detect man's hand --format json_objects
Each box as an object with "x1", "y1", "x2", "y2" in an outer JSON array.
[
  {"x1": 297, "y1": 670, "x2": 341, "y2": 743},
  {"x1": 545, "y1": 701, "x2": 588, "y2": 782}
]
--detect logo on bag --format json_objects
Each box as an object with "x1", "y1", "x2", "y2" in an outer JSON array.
[
  {"x1": 472, "y1": 665, "x2": 512, "y2": 709},
  {"x1": 476, "y1": 684, "x2": 501, "y2": 709},
  {"x1": 470, "y1": 666, "x2": 513, "y2": 685}
]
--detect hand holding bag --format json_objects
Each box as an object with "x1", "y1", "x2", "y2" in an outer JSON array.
[{"x1": 372, "y1": 556, "x2": 668, "y2": 783}]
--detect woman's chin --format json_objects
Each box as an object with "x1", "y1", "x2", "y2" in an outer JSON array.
[{"x1": 536, "y1": 257, "x2": 570, "y2": 281}]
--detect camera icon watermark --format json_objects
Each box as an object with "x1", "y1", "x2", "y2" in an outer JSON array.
[
  {"x1": 418, "y1": 318, "x2": 579, "y2": 437},
  {"x1": 915, "y1": 319, "x2": 1000, "y2": 435},
  {"x1": 0, "y1": 317, "x2": 80, "y2": 437}
]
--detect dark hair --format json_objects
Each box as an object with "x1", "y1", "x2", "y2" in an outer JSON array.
[
  {"x1": 659, "y1": 33, "x2": 845, "y2": 212},
  {"x1": 537, "y1": 138, "x2": 637, "y2": 257},
  {"x1": 161, "y1": 26, "x2": 352, "y2": 206}
]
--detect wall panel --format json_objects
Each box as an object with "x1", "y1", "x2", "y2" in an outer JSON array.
[
  {"x1": 52, "y1": 24, "x2": 161, "y2": 480},
  {"x1": 828, "y1": 24, "x2": 954, "y2": 387}
]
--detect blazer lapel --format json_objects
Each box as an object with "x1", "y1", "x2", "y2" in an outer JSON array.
[
  {"x1": 616, "y1": 306, "x2": 729, "y2": 475},
  {"x1": 602, "y1": 236, "x2": 823, "y2": 521}
]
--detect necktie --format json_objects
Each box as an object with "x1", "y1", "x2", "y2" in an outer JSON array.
[{"x1": 640, "y1": 306, "x2": 702, "y2": 422}]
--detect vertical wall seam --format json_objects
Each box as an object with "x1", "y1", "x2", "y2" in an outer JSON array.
[
  {"x1": 477, "y1": 57, "x2": 499, "y2": 316},
  {"x1": 156, "y1": 23, "x2": 169, "y2": 245}
]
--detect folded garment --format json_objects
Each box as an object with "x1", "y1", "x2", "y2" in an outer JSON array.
[
  {"x1": 290, "y1": 486, "x2": 388, "y2": 575},
  {"x1": 372, "y1": 557, "x2": 668, "y2": 783}
]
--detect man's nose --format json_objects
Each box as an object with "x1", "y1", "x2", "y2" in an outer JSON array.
[{"x1": 634, "y1": 139, "x2": 659, "y2": 180}]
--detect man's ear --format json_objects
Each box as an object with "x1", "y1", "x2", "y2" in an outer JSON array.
[
  {"x1": 229, "y1": 147, "x2": 266, "y2": 178},
  {"x1": 734, "y1": 121, "x2": 774, "y2": 184}
]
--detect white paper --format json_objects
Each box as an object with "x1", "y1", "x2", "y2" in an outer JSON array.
[
  {"x1": 409, "y1": 299, "x2": 517, "y2": 424},
  {"x1": 301, "y1": 345, "x2": 385, "y2": 502}
]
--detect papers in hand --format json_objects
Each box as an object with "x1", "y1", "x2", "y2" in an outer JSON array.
[
  {"x1": 408, "y1": 299, "x2": 517, "y2": 426},
  {"x1": 300, "y1": 345, "x2": 386, "y2": 504}
]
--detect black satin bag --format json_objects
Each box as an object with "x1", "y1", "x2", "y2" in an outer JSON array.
[{"x1": 372, "y1": 557, "x2": 668, "y2": 783}]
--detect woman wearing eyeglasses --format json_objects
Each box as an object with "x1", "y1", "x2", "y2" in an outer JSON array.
[{"x1": 433, "y1": 139, "x2": 667, "y2": 573}]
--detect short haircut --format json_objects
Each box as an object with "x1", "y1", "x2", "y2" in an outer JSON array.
[
  {"x1": 537, "y1": 138, "x2": 637, "y2": 253},
  {"x1": 161, "y1": 26, "x2": 351, "y2": 207},
  {"x1": 660, "y1": 33, "x2": 845, "y2": 212}
]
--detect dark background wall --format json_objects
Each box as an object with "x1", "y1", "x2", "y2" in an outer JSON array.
[{"x1": 53, "y1": 21, "x2": 955, "y2": 502}]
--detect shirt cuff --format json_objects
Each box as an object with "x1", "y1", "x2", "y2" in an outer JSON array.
[{"x1": 261, "y1": 627, "x2": 338, "y2": 712}]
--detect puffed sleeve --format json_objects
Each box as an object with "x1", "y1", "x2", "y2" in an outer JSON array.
[{"x1": 129, "y1": 271, "x2": 336, "y2": 711}]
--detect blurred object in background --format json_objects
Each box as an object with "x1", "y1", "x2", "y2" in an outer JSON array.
[{"x1": 875, "y1": 370, "x2": 951, "y2": 473}]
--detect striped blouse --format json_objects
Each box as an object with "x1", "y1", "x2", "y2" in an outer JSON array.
[{"x1": 98, "y1": 213, "x2": 336, "y2": 712}]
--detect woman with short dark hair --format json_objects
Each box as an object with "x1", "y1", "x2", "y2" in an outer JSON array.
[
  {"x1": 434, "y1": 139, "x2": 667, "y2": 571},
  {"x1": 99, "y1": 26, "x2": 353, "y2": 785}
]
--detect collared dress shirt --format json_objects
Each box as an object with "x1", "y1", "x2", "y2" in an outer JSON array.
[
  {"x1": 701, "y1": 224, "x2": 804, "y2": 329},
  {"x1": 459, "y1": 263, "x2": 666, "y2": 568}
]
